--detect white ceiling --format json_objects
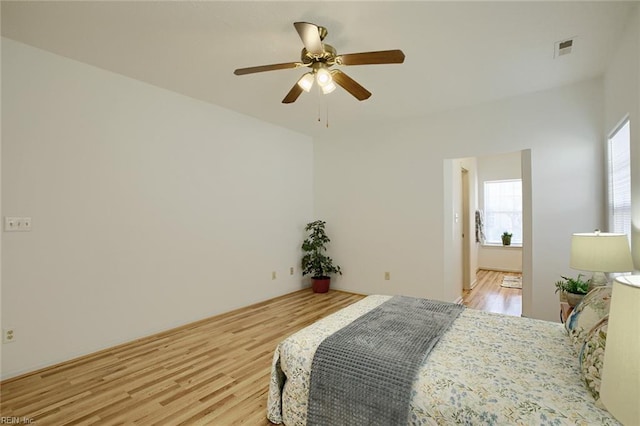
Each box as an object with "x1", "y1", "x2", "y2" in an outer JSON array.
[{"x1": 1, "y1": 1, "x2": 636, "y2": 137}]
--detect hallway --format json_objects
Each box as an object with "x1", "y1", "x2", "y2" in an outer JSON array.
[{"x1": 462, "y1": 269, "x2": 522, "y2": 316}]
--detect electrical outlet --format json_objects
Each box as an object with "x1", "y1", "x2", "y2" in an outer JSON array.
[
  {"x1": 3, "y1": 328, "x2": 16, "y2": 344},
  {"x1": 272, "y1": 271, "x2": 277, "y2": 280},
  {"x1": 290, "y1": 267, "x2": 294, "y2": 275},
  {"x1": 384, "y1": 272, "x2": 391, "y2": 280}
]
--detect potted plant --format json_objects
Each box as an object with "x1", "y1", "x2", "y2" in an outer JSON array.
[
  {"x1": 501, "y1": 232, "x2": 513, "y2": 246},
  {"x1": 554, "y1": 274, "x2": 590, "y2": 307},
  {"x1": 302, "y1": 220, "x2": 342, "y2": 293}
]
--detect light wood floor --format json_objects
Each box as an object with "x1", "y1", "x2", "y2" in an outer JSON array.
[
  {"x1": 0, "y1": 289, "x2": 364, "y2": 425},
  {"x1": 462, "y1": 269, "x2": 522, "y2": 317},
  {"x1": 1, "y1": 274, "x2": 518, "y2": 425}
]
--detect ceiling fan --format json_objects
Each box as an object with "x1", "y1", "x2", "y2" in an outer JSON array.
[{"x1": 233, "y1": 22, "x2": 405, "y2": 104}]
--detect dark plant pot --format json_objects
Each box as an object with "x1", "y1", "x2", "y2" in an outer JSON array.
[
  {"x1": 502, "y1": 237, "x2": 511, "y2": 246},
  {"x1": 312, "y1": 277, "x2": 331, "y2": 293}
]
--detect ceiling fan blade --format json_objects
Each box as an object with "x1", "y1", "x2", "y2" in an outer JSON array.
[
  {"x1": 282, "y1": 83, "x2": 304, "y2": 104},
  {"x1": 337, "y1": 49, "x2": 405, "y2": 66},
  {"x1": 331, "y1": 70, "x2": 372, "y2": 101},
  {"x1": 294, "y1": 22, "x2": 323, "y2": 55},
  {"x1": 234, "y1": 62, "x2": 301, "y2": 76}
]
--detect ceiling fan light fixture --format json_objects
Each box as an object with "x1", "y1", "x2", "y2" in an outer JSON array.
[
  {"x1": 315, "y1": 67, "x2": 332, "y2": 87},
  {"x1": 297, "y1": 73, "x2": 314, "y2": 92},
  {"x1": 233, "y1": 22, "x2": 405, "y2": 105},
  {"x1": 321, "y1": 80, "x2": 337, "y2": 94}
]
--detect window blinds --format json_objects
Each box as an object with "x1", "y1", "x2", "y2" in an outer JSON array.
[{"x1": 608, "y1": 120, "x2": 631, "y2": 240}]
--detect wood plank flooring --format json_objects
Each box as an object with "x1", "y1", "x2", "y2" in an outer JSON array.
[
  {"x1": 0, "y1": 289, "x2": 364, "y2": 425},
  {"x1": 462, "y1": 269, "x2": 522, "y2": 317},
  {"x1": 1, "y1": 273, "x2": 518, "y2": 425}
]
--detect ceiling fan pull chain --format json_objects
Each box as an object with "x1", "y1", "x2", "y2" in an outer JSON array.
[
  {"x1": 326, "y1": 103, "x2": 329, "y2": 128},
  {"x1": 317, "y1": 86, "x2": 322, "y2": 122}
]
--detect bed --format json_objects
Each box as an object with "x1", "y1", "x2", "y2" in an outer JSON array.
[{"x1": 266, "y1": 294, "x2": 619, "y2": 425}]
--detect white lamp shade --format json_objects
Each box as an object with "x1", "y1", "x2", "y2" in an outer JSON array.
[
  {"x1": 600, "y1": 275, "x2": 640, "y2": 425},
  {"x1": 570, "y1": 232, "x2": 634, "y2": 272},
  {"x1": 297, "y1": 73, "x2": 314, "y2": 92},
  {"x1": 321, "y1": 81, "x2": 336, "y2": 94},
  {"x1": 316, "y1": 67, "x2": 332, "y2": 87}
]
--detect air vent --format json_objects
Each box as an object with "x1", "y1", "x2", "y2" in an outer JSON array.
[{"x1": 554, "y1": 37, "x2": 576, "y2": 58}]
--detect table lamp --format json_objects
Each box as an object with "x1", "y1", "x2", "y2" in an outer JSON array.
[
  {"x1": 570, "y1": 231, "x2": 634, "y2": 288},
  {"x1": 599, "y1": 275, "x2": 640, "y2": 425}
]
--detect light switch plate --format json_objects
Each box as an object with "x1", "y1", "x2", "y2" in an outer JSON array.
[{"x1": 4, "y1": 217, "x2": 32, "y2": 232}]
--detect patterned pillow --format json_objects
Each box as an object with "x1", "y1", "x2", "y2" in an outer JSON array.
[
  {"x1": 565, "y1": 285, "x2": 612, "y2": 353},
  {"x1": 579, "y1": 315, "x2": 608, "y2": 403}
]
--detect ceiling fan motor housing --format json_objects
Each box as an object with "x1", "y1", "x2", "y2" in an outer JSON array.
[{"x1": 301, "y1": 44, "x2": 337, "y2": 64}]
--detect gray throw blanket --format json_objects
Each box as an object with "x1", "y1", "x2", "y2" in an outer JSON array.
[{"x1": 307, "y1": 296, "x2": 464, "y2": 426}]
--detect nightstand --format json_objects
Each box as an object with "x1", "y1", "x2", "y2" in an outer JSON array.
[{"x1": 560, "y1": 301, "x2": 573, "y2": 324}]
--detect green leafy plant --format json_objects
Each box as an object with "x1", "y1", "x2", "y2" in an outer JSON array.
[
  {"x1": 554, "y1": 274, "x2": 590, "y2": 295},
  {"x1": 501, "y1": 232, "x2": 513, "y2": 245},
  {"x1": 301, "y1": 220, "x2": 342, "y2": 279}
]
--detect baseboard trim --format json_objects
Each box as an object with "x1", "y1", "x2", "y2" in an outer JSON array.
[{"x1": 478, "y1": 267, "x2": 522, "y2": 274}]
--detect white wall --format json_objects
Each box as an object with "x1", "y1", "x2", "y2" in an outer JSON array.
[
  {"x1": 314, "y1": 78, "x2": 604, "y2": 322},
  {"x1": 476, "y1": 151, "x2": 522, "y2": 272},
  {"x1": 0, "y1": 7, "x2": 4, "y2": 375},
  {"x1": 1, "y1": 39, "x2": 314, "y2": 379},
  {"x1": 478, "y1": 247, "x2": 522, "y2": 273},
  {"x1": 604, "y1": 5, "x2": 640, "y2": 271}
]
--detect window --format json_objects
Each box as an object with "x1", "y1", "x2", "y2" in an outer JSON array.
[
  {"x1": 608, "y1": 119, "x2": 631, "y2": 240},
  {"x1": 483, "y1": 179, "x2": 522, "y2": 245}
]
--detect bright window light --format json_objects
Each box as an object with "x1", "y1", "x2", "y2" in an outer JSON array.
[
  {"x1": 608, "y1": 119, "x2": 631, "y2": 240},
  {"x1": 483, "y1": 179, "x2": 522, "y2": 245}
]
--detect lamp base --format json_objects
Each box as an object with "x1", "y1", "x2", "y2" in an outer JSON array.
[{"x1": 589, "y1": 271, "x2": 608, "y2": 290}]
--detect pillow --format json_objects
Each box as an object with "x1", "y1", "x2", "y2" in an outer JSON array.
[
  {"x1": 565, "y1": 285, "x2": 612, "y2": 353},
  {"x1": 579, "y1": 315, "x2": 608, "y2": 404}
]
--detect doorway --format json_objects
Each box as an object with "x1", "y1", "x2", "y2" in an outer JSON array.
[
  {"x1": 443, "y1": 150, "x2": 531, "y2": 316},
  {"x1": 461, "y1": 168, "x2": 471, "y2": 290}
]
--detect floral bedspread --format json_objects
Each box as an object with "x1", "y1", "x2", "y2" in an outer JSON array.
[{"x1": 266, "y1": 295, "x2": 619, "y2": 425}]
